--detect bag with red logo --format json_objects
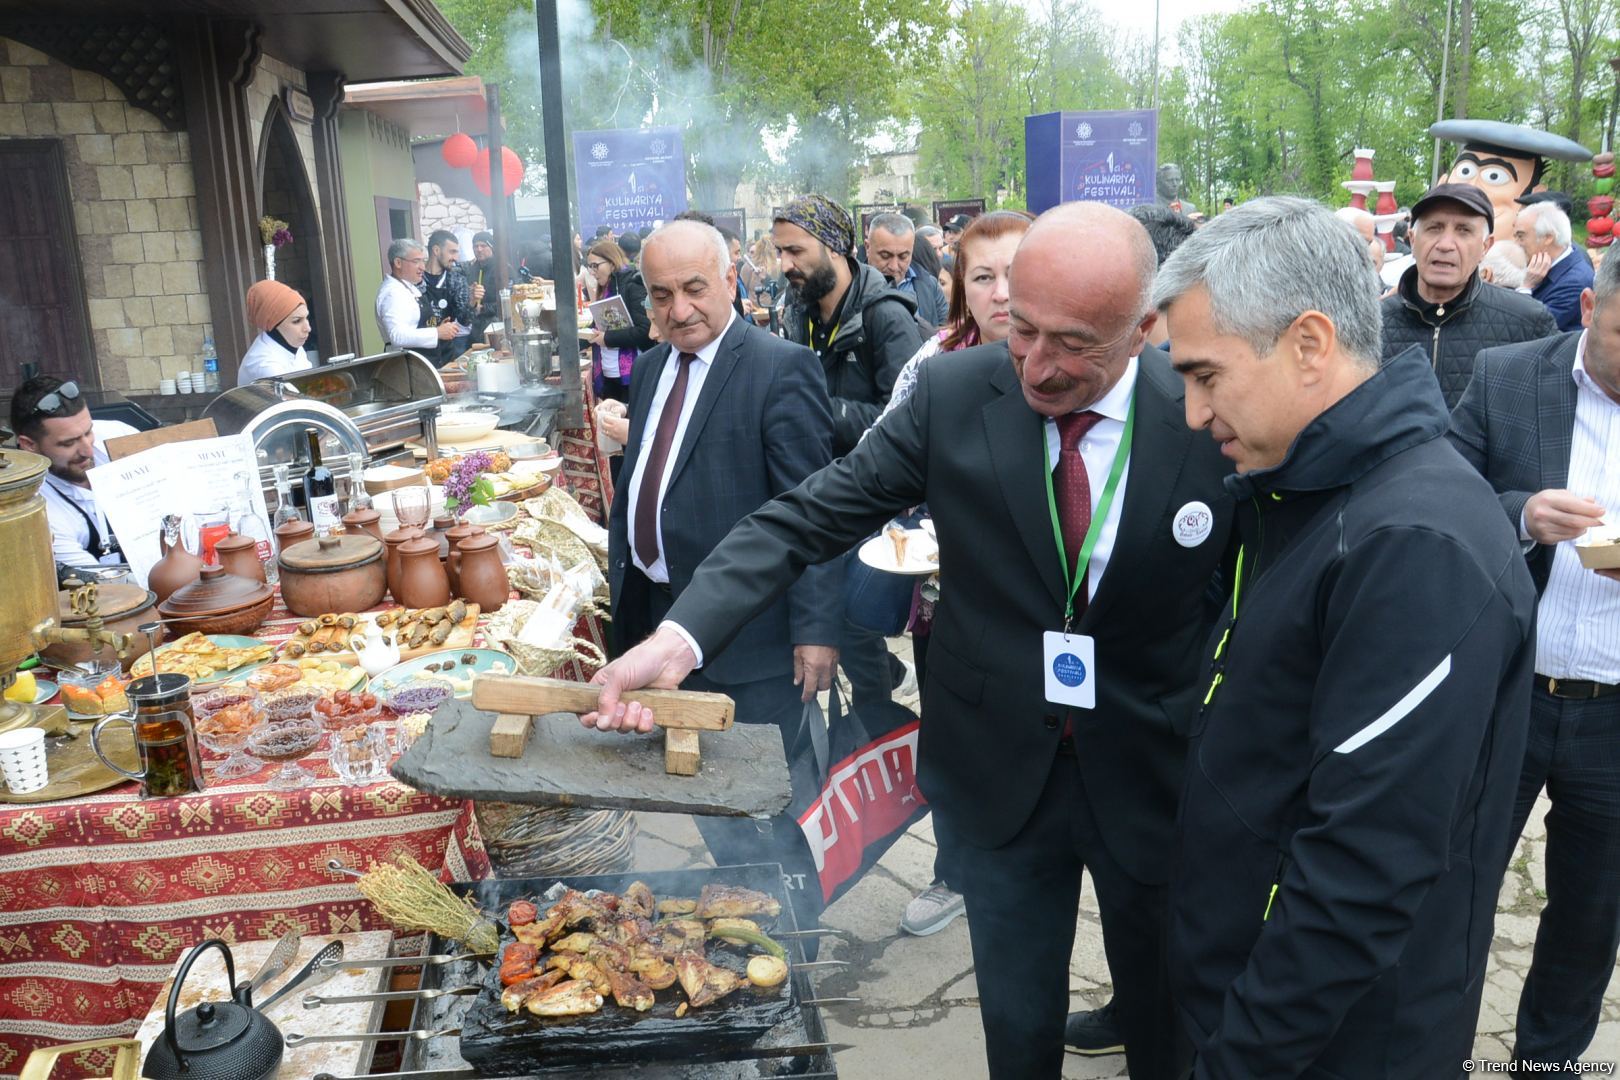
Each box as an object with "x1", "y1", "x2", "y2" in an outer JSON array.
[{"x1": 790, "y1": 685, "x2": 928, "y2": 905}]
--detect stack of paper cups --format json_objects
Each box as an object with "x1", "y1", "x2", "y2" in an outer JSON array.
[
  {"x1": 159, "y1": 379, "x2": 178, "y2": 395},
  {"x1": 0, "y1": 728, "x2": 48, "y2": 794},
  {"x1": 177, "y1": 373, "x2": 193, "y2": 393}
]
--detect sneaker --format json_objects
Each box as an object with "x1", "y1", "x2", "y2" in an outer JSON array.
[
  {"x1": 899, "y1": 883, "x2": 964, "y2": 936},
  {"x1": 1064, "y1": 998, "x2": 1125, "y2": 1056},
  {"x1": 893, "y1": 657, "x2": 918, "y2": 699}
]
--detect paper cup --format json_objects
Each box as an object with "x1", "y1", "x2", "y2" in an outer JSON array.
[
  {"x1": 159, "y1": 379, "x2": 178, "y2": 395},
  {"x1": 0, "y1": 728, "x2": 48, "y2": 794}
]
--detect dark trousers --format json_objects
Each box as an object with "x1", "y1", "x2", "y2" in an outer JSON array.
[
  {"x1": 955, "y1": 747, "x2": 1188, "y2": 1080},
  {"x1": 911, "y1": 632, "x2": 963, "y2": 890},
  {"x1": 1511, "y1": 684, "x2": 1620, "y2": 1064}
]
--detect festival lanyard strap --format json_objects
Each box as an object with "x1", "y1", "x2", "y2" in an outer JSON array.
[
  {"x1": 1041, "y1": 393, "x2": 1136, "y2": 630},
  {"x1": 808, "y1": 316, "x2": 841, "y2": 356}
]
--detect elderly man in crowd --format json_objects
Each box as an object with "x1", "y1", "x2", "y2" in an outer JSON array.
[
  {"x1": 1516, "y1": 201, "x2": 1595, "y2": 331},
  {"x1": 585, "y1": 201, "x2": 1237, "y2": 1080},
  {"x1": 1449, "y1": 251, "x2": 1620, "y2": 1070},
  {"x1": 864, "y1": 212, "x2": 948, "y2": 328},
  {"x1": 376, "y1": 238, "x2": 461, "y2": 358},
  {"x1": 1159, "y1": 196, "x2": 1536, "y2": 1078},
  {"x1": 1382, "y1": 183, "x2": 1557, "y2": 408}
]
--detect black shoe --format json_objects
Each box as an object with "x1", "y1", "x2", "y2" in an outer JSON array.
[{"x1": 1064, "y1": 998, "x2": 1125, "y2": 1056}]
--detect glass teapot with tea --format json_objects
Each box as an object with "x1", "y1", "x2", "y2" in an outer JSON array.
[{"x1": 90, "y1": 671, "x2": 206, "y2": 798}]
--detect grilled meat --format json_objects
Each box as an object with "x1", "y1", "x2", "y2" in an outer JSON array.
[
  {"x1": 553, "y1": 955, "x2": 612, "y2": 996},
  {"x1": 674, "y1": 952, "x2": 745, "y2": 1008},
  {"x1": 606, "y1": 968, "x2": 656, "y2": 1012},
  {"x1": 525, "y1": 979, "x2": 605, "y2": 1018},
  {"x1": 652, "y1": 918, "x2": 708, "y2": 953},
  {"x1": 621, "y1": 880, "x2": 655, "y2": 919},
  {"x1": 500, "y1": 969, "x2": 565, "y2": 1012},
  {"x1": 628, "y1": 951, "x2": 678, "y2": 990},
  {"x1": 657, "y1": 898, "x2": 698, "y2": 916},
  {"x1": 514, "y1": 901, "x2": 568, "y2": 948},
  {"x1": 550, "y1": 932, "x2": 599, "y2": 954},
  {"x1": 693, "y1": 885, "x2": 781, "y2": 920}
]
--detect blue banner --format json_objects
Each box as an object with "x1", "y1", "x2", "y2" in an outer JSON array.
[
  {"x1": 1026, "y1": 110, "x2": 1157, "y2": 213},
  {"x1": 573, "y1": 127, "x2": 688, "y2": 236}
]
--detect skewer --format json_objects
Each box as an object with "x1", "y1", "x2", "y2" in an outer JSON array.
[
  {"x1": 800, "y1": 996, "x2": 862, "y2": 1007},
  {"x1": 777, "y1": 927, "x2": 843, "y2": 939},
  {"x1": 304, "y1": 985, "x2": 479, "y2": 1009},
  {"x1": 286, "y1": 1027, "x2": 460, "y2": 1047},
  {"x1": 313, "y1": 953, "x2": 493, "y2": 971}
]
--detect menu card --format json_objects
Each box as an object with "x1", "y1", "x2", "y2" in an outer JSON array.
[{"x1": 89, "y1": 432, "x2": 272, "y2": 589}]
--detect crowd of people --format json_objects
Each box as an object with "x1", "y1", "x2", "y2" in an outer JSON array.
[{"x1": 560, "y1": 179, "x2": 1618, "y2": 1080}]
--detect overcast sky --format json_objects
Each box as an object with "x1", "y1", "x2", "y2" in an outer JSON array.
[{"x1": 1106, "y1": 0, "x2": 1252, "y2": 56}]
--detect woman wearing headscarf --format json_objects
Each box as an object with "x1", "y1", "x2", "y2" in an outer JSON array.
[
  {"x1": 580, "y1": 238, "x2": 654, "y2": 402},
  {"x1": 238, "y1": 280, "x2": 312, "y2": 385}
]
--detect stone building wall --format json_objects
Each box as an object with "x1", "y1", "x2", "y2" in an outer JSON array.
[
  {"x1": 0, "y1": 37, "x2": 212, "y2": 391},
  {"x1": 418, "y1": 181, "x2": 486, "y2": 236}
]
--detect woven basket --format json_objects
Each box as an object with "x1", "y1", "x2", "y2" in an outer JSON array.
[
  {"x1": 476, "y1": 802, "x2": 638, "y2": 879},
  {"x1": 482, "y1": 599, "x2": 607, "y2": 677}
]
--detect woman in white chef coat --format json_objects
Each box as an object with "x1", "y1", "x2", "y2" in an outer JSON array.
[{"x1": 237, "y1": 279, "x2": 313, "y2": 385}]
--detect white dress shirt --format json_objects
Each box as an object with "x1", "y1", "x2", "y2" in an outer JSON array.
[
  {"x1": 1535, "y1": 331, "x2": 1620, "y2": 682},
  {"x1": 375, "y1": 275, "x2": 436, "y2": 351},
  {"x1": 237, "y1": 330, "x2": 312, "y2": 385},
  {"x1": 1043, "y1": 355, "x2": 1137, "y2": 603},
  {"x1": 42, "y1": 418, "x2": 139, "y2": 570}
]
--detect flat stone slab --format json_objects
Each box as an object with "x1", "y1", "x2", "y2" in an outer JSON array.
[{"x1": 392, "y1": 699, "x2": 792, "y2": 818}]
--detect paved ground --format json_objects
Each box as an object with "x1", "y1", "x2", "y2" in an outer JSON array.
[{"x1": 624, "y1": 637, "x2": 1618, "y2": 1079}]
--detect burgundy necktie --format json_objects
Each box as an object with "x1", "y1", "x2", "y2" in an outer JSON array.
[
  {"x1": 634, "y1": 352, "x2": 697, "y2": 570},
  {"x1": 1054, "y1": 411, "x2": 1104, "y2": 613}
]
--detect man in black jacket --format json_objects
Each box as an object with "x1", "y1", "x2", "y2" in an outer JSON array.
[
  {"x1": 865, "y1": 212, "x2": 949, "y2": 328},
  {"x1": 1159, "y1": 196, "x2": 1537, "y2": 1078},
  {"x1": 1381, "y1": 183, "x2": 1557, "y2": 408}
]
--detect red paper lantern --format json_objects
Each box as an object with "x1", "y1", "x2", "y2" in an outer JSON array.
[
  {"x1": 472, "y1": 147, "x2": 524, "y2": 197},
  {"x1": 441, "y1": 132, "x2": 478, "y2": 169}
]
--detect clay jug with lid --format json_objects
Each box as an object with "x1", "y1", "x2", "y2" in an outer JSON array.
[
  {"x1": 342, "y1": 507, "x2": 383, "y2": 542},
  {"x1": 443, "y1": 522, "x2": 484, "y2": 594},
  {"x1": 454, "y1": 533, "x2": 507, "y2": 613},
  {"x1": 383, "y1": 526, "x2": 424, "y2": 602},
  {"x1": 395, "y1": 535, "x2": 451, "y2": 609},
  {"x1": 429, "y1": 514, "x2": 455, "y2": 559},
  {"x1": 274, "y1": 519, "x2": 314, "y2": 556},
  {"x1": 215, "y1": 533, "x2": 265, "y2": 584},
  {"x1": 150, "y1": 514, "x2": 204, "y2": 605}
]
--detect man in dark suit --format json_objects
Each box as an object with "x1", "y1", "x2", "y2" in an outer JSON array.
[
  {"x1": 1449, "y1": 256, "x2": 1620, "y2": 1067},
  {"x1": 607, "y1": 219, "x2": 843, "y2": 930},
  {"x1": 585, "y1": 202, "x2": 1236, "y2": 1080}
]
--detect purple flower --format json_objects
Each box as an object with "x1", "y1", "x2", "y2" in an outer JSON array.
[{"x1": 272, "y1": 228, "x2": 294, "y2": 248}]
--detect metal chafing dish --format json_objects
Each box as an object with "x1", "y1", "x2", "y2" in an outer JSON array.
[{"x1": 203, "y1": 390, "x2": 369, "y2": 497}]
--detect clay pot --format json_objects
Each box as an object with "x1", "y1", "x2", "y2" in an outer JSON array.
[
  {"x1": 215, "y1": 533, "x2": 266, "y2": 584},
  {"x1": 156, "y1": 564, "x2": 274, "y2": 636},
  {"x1": 396, "y1": 535, "x2": 451, "y2": 609},
  {"x1": 342, "y1": 507, "x2": 384, "y2": 542},
  {"x1": 443, "y1": 522, "x2": 484, "y2": 594},
  {"x1": 454, "y1": 533, "x2": 507, "y2": 613},
  {"x1": 41, "y1": 583, "x2": 161, "y2": 671},
  {"x1": 149, "y1": 516, "x2": 204, "y2": 605},
  {"x1": 383, "y1": 526, "x2": 425, "y2": 602},
  {"x1": 274, "y1": 519, "x2": 315, "y2": 556},
  {"x1": 277, "y1": 534, "x2": 387, "y2": 617}
]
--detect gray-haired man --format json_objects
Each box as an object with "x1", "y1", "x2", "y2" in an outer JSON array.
[
  {"x1": 865, "y1": 212, "x2": 948, "y2": 327},
  {"x1": 376, "y1": 237, "x2": 461, "y2": 354},
  {"x1": 1158, "y1": 196, "x2": 1537, "y2": 1077}
]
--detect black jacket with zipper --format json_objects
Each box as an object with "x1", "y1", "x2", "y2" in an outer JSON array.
[
  {"x1": 1170, "y1": 346, "x2": 1536, "y2": 1079},
  {"x1": 1380, "y1": 265, "x2": 1556, "y2": 409},
  {"x1": 784, "y1": 258, "x2": 923, "y2": 453}
]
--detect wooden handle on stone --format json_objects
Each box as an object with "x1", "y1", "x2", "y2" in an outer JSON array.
[{"x1": 470, "y1": 673, "x2": 734, "y2": 731}]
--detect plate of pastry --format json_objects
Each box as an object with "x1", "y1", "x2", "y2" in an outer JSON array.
[{"x1": 858, "y1": 525, "x2": 940, "y2": 576}]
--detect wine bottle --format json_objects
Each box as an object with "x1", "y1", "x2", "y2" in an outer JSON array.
[{"x1": 302, "y1": 429, "x2": 342, "y2": 536}]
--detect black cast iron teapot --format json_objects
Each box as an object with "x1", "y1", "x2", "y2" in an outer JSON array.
[{"x1": 143, "y1": 939, "x2": 284, "y2": 1080}]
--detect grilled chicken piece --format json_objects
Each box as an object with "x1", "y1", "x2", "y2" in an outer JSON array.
[
  {"x1": 606, "y1": 968, "x2": 656, "y2": 1012},
  {"x1": 674, "y1": 952, "x2": 745, "y2": 1008},
  {"x1": 628, "y1": 952, "x2": 678, "y2": 990},
  {"x1": 525, "y1": 979, "x2": 605, "y2": 1018},
  {"x1": 514, "y1": 901, "x2": 568, "y2": 948},
  {"x1": 621, "y1": 880, "x2": 655, "y2": 919},
  {"x1": 561, "y1": 891, "x2": 614, "y2": 928},
  {"x1": 693, "y1": 885, "x2": 781, "y2": 920},
  {"x1": 550, "y1": 932, "x2": 599, "y2": 954},
  {"x1": 657, "y1": 898, "x2": 697, "y2": 916},
  {"x1": 587, "y1": 941, "x2": 633, "y2": 973},
  {"x1": 501, "y1": 969, "x2": 565, "y2": 1012},
  {"x1": 653, "y1": 918, "x2": 708, "y2": 953},
  {"x1": 553, "y1": 956, "x2": 612, "y2": 996}
]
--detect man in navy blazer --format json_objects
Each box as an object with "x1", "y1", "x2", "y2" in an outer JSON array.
[
  {"x1": 1517, "y1": 201, "x2": 1594, "y2": 331},
  {"x1": 606, "y1": 219, "x2": 842, "y2": 928}
]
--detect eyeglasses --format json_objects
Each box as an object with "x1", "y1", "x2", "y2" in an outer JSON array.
[
  {"x1": 32, "y1": 380, "x2": 81, "y2": 417},
  {"x1": 586, "y1": 260, "x2": 611, "y2": 272}
]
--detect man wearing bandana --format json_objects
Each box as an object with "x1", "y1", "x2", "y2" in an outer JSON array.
[{"x1": 1432, "y1": 119, "x2": 1592, "y2": 244}]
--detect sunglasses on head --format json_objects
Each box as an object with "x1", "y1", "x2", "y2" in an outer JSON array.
[{"x1": 33, "y1": 380, "x2": 80, "y2": 417}]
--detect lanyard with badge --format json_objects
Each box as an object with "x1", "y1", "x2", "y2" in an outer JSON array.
[{"x1": 1040, "y1": 393, "x2": 1135, "y2": 709}]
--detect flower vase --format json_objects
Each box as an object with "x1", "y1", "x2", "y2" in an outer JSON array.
[{"x1": 265, "y1": 244, "x2": 276, "y2": 281}]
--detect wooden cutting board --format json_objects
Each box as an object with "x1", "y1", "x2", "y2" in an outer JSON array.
[
  {"x1": 277, "y1": 605, "x2": 480, "y2": 666},
  {"x1": 133, "y1": 931, "x2": 392, "y2": 1079}
]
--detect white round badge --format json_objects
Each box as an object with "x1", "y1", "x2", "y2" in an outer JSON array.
[{"x1": 1172, "y1": 501, "x2": 1214, "y2": 548}]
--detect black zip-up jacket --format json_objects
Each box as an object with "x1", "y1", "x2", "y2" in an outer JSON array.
[
  {"x1": 1380, "y1": 265, "x2": 1556, "y2": 409},
  {"x1": 1170, "y1": 346, "x2": 1536, "y2": 1079},
  {"x1": 785, "y1": 259, "x2": 922, "y2": 453}
]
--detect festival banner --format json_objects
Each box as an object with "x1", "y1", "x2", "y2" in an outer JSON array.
[
  {"x1": 1026, "y1": 110, "x2": 1157, "y2": 213},
  {"x1": 572, "y1": 127, "x2": 688, "y2": 236}
]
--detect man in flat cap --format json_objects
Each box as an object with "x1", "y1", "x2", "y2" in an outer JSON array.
[{"x1": 1432, "y1": 119, "x2": 1593, "y2": 244}]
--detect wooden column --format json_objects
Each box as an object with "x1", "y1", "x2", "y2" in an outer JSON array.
[
  {"x1": 173, "y1": 16, "x2": 260, "y2": 380},
  {"x1": 308, "y1": 72, "x2": 360, "y2": 357}
]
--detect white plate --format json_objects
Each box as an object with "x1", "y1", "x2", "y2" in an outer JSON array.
[{"x1": 858, "y1": 529, "x2": 939, "y2": 576}]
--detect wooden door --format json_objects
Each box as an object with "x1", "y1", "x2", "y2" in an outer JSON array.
[{"x1": 0, "y1": 140, "x2": 94, "y2": 387}]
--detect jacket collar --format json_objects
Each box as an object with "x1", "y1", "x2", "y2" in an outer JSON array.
[
  {"x1": 1225, "y1": 345, "x2": 1450, "y2": 502},
  {"x1": 790, "y1": 260, "x2": 917, "y2": 351},
  {"x1": 1397, "y1": 264, "x2": 1480, "y2": 324}
]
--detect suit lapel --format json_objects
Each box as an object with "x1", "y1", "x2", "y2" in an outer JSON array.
[
  {"x1": 1538, "y1": 336, "x2": 1579, "y2": 490},
  {"x1": 1082, "y1": 358, "x2": 1191, "y2": 631},
  {"x1": 666, "y1": 318, "x2": 747, "y2": 491},
  {"x1": 983, "y1": 364, "x2": 1067, "y2": 612}
]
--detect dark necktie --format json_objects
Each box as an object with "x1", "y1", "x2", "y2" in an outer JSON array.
[
  {"x1": 1054, "y1": 411, "x2": 1104, "y2": 612},
  {"x1": 634, "y1": 352, "x2": 697, "y2": 570}
]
